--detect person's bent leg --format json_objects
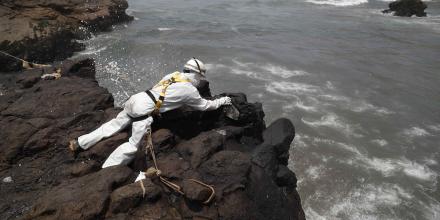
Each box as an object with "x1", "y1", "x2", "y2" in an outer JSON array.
[
  {"x1": 102, "y1": 116, "x2": 153, "y2": 168},
  {"x1": 78, "y1": 110, "x2": 132, "y2": 150}
]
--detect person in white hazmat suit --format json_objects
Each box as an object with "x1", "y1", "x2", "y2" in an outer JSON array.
[{"x1": 69, "y1": 58, "x2": 232, "y2": 175}]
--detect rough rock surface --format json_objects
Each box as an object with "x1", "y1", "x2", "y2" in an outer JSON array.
[
  {"x1": 383, "y1": 0, "x2": 427, "y2": 17},
  {"x1": 0, "y1": 0, "x2": 133, "y2": 72},
  {"x1": 0, "y1": 59, "x2": 305, "y2": 219}
]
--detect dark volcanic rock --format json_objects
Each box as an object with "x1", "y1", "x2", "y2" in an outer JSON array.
[
  {"x1": 0, "y1": 0, "x2": 133, "y2": 72},
  {"x1": 21, "y1": 166, "x2": 132, "y2": 220},
  {"x1": 108, "y1": 178, "x2": 161, "y2": 215},
  {"x1": 0, "y1": 59, "x2": 305, "y2": 219},
  {"x1": 383, "y1": 0, "x2": 427, "y2": 17}
]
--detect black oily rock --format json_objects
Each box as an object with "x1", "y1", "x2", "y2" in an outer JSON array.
[
  {"x1": 0, "y1": 58, "x2": 305, "y2": 220},
  {"x1": 383, "y1": 0, "x2": 427, "y2": 17}
]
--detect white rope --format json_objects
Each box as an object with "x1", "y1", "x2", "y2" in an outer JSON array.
[{"x1": 0, "y1": 50, "x2": 52, "y2": 68}]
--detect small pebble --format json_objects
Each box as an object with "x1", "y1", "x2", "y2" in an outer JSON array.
[{"x1": 2, "y1": 176, "x2": 13, "y2": 183}]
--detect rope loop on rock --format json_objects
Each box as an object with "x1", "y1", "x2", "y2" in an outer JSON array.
[
  {"x1": 0, "y1": 50, "x2": 52, "y2": 69},
  {"x1": 144, "y1": 130, "x2": 215, "y2": 204}
]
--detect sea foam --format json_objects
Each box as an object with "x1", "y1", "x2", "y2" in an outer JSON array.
[
  {"x1": 403, "y1": 127, "x2": 431, "y2": 138},
  {"x1": 302, "y1": 113, "x2": 364, "y2": 137},
  {"x1": 306, "y1": 0, "x2": 367, "y2": 7},
  {"x1": 361, "y1": 157, "x2": 437, "y2": 182},
  {"x1": 303, "y1": 184, "x2": 413, "y2": 220}
]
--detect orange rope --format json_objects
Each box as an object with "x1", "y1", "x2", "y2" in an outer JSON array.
[{"x1": 144, "y1": 131, "x2": 215, "y2": 203}]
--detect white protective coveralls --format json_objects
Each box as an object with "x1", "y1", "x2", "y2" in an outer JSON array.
[{"x1": 77, "y1": 72, "x2": 229, "y2": 169}]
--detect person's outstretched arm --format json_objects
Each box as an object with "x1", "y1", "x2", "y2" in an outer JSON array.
[{"x1": 184, "y1": 85, "x2": 231, "y2": 111}]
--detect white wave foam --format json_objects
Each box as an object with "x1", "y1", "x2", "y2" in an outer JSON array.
[
  {"x1": 302, "y1": 113, "x2": 364, "y2": 137},
  {"x1": 371, "y1": 139, "x2": 388, "y2": 147},
  {"x1": 208, "y1": 60, "x2": 310, "y2": 81},
  {"x1": 261, "y1": 64, "x2": 308, "y2": 78},
  {"x1": 377, "y1": 0, "x2": 432, "y2": 1},
  {"x1": 427, "y1": 124, "x2": 440, "y2": 132},
  {"x1": 318, "y1": 94, "x2": 395, "y2": 115},
  {"x1": 158, "y1": 27, "x2": 175, "y2": 31},
  {"x1": 325, "y1": 81, "x2": 335, "y2": 90},
  {"x1": 423, "y1": 158, "x2": 438, "y2": 166},
  {"x1": 305, "y1": 184, "x2": 413, "y2": 220},
  {"x1": 351, "y1": 101, "x2": 394, "y2": 115},
  {"x1": 231, "y1": 68, "x2": 267, "y2": 81},
  {"x1": 78, "y1": 46, "x2": 107, "y2": 55},
  {"x1": 295, "y1": 100, "x2": 319, "y2": 112},
  {"x1": 206, "y1": 62, "x2": 269, "y2": 81},
  {"x1": 306, "y1": 0, "x2": 367, "y2": 6},
  {"x1": 403, "y1": 127, "x2": 431, "y2": 137},
  {"x1": 293, "y1": 133, "x2": 309, "y2": 149},
  {"x1": 312, "y1": 137, "x2": 363, "y2": 155},
  {"x1": 332, "y1": 184, "x2": 412, "y2": 218},
  {"x1": 423, "y1": 202, "x2": 440, "y2": 220},
  {"x1": 305, "y1": 165, "x2": 326, "y2": 180},
  {"x1": 361, "y1": 157, "x2": 437, "y2": 181},
  {"x1": 266, "y1": 81, "x2": 319, "y2": 97},
  {"x1": 317, "y1": 95, "x2": 394, "y2": 115},
  {"x1": 318, "y1": 94, "x2": 350, "y2": 102},
  {"x1": 283, "y1": 99, "x2": 319, "y2": 112}
]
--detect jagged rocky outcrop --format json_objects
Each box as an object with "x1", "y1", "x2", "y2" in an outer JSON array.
[
  {"x1": 383, "y1": 0, "x2": 427, "y2": 17},
  {"x1": 0, "y1": 59, "x2": 305, "y2": 219},
  {"x1": 0, "y1": 0, "x2": 133, "y2": 72}
]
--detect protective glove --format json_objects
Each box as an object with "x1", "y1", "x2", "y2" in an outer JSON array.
[{"x1": 220, "y1": 96, "x2": 232, "y2": 106}]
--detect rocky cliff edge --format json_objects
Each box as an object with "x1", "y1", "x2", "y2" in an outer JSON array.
[{"x1": 0, "y1": 59, "x2": 305, "y2": 220}]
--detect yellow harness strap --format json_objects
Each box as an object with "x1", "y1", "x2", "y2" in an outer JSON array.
[{"x1": 152, "y1": 72, "x2": 190, "y2": 113}]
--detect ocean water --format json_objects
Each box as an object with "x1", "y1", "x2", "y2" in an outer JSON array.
[{"x1": 74, "y1": 0, "x2": 440, "y2": 219}]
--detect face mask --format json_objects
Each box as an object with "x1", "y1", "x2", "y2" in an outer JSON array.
[{"x1": 183, "y1": 72, "x2": 205, "y2": 88}]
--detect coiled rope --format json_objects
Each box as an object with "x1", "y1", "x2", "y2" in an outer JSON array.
[{"x1": 140, "y1": 130, "x2": 215, "y2": 204}]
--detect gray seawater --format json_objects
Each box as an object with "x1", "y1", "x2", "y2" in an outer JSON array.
[{"x1": 74, "y1": 0, "x2": 440, "y2": 219}]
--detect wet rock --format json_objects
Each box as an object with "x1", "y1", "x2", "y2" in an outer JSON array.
[
  {"x1": 176, "y1": 131, "x2": 225, "y2": 168},
  {"x1": 262, "y1": 118, "x2": 295, "y2": 165},
  {"x1": 70, "y1": 160, "x2": 100, "y2": 177},
  {"x1": 181, "y1": 179, "x2": 212, "y2": 203},
  {"x1": 153, "y1": 93, "x2": 265, "y2": 141},
  {"x1": 0, "y1": 58, "x2": 304, "y2": 219},
  {"x1": 152, "y1": 129, "x2": 176, "y2": 152},
  {"x1": 15, "y1": 70, "x2": 41, "y2": 88},
  {"x1": 156, "y1": 152, "x2": 190, "y2": 179},
  {"x1": 129, "y1": 197, "x2": 182, "y2": 220},
  {"x1": 108, "y1": 179, "x2": 161, "y2": 215},
  {"x1": 21, "y1": 166, "x2": 132, "y2": 220},
  {"x1": 217, "y1": 191, "x2": 253, "y2": 220},
  {"x1": 0, "y1": 116, "x2": 37, "y2": 163},
  {"x1": 200, "y1": 151, "x2": 251, "y2": 198},
  {"x1": 383, "y1": 0, "x2": 427, "y2": 17},
  {"x1": 276, "y1": 165, "x2": 298, "y2": 187},
  {"x1": 0, "y1": 0, "x2": 133, "y2": 72}
]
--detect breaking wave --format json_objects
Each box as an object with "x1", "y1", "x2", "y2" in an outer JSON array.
[
  {"x1": 266, "y1": 81, "x2": 320, "y2": 95},
  {"x1": 305, "y1": 0, "x2": 367, "y2": 7},
  {"x1": 206, "y1": 60, "x2": 309, "y2": 81},
  {"x1": 302, "y1": 113, "x2": 365, "y2": 137},
  {"x1": 77, "y1": 46, "x2": 107, "y2": 55},
  {"x1": 403, "y1": 127, "x2": 431, "y2": 138},
  {"x1": 158, "y1": 27, "x2": 175, "y2": 31},
  {"x1": 361, "y1": 157, "x2": 438, "y2": 181}
]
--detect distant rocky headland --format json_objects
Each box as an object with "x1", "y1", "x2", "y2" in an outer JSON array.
[
  {"x1": 0, "y1": 1, "x2": 305, "y2": 219},
  {"x1": 383, "y1": 0, "x2": 428, "y2": 17},
  {"x1": 0, "y1": 0, "x2": 133, "y2": 72}
]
